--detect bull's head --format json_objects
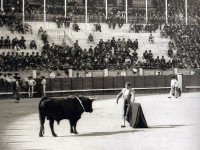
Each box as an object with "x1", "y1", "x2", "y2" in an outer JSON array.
[{"x1": 77, "y1": 96, "x2": 94, "y2": 113}]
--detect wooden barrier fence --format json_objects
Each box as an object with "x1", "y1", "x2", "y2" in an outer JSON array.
[{"x1": 0, "y1": 75, "x2": 200, "y2": 99}]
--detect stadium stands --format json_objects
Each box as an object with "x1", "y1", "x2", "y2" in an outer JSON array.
[{"x1": 0, "y1": 0, "x2": 200, "y2": 74}]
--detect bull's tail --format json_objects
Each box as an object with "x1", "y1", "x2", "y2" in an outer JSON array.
[{"x1": 38, "y1": 97, "x2": 48, "y2": 137}]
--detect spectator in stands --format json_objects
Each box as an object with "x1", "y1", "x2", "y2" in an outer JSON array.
[
  {"x1": 133, "y1": 39, "x2": 138, "y2": 50},
  {"x1": 166, "y1": 60, "x2": 172, "y2": 69},
  {"x1": 143, "y1": 50, "x2": 149, "y2": 60},
  {"x1": 129, "y1": 21, "x2": 134, "y2": 33},
  {"x1": 149, "y1": 57, "x2": 155, "y2": 69},
  {"x1": 65, "y1": 15, "x2": 71, "y2": 28},
  {"x1": 132, "y1": 50, "x2": 138, "y2": 62},
  {"x1": 112, "y1": 16, "x2": 117, "y2": 29},
  {"x1": 16, "y1": 21, "x2": 24, "y2": 34},
  {"x1": 160, "y1": 56, "x2": 166, "y2": 70},
  {"x1": 12, "y1": 37, "x2": 18, "y2": 49},
  {"x1": 0, "y1": 37, "x2": 5, "y2": 49},
  {"x1": 42, "y1": 41, "x2": 50, "y2": 53},
  {"x1": 24, "y1": 23, "x2": 33, "y2": 34},
  {"x1": 94, "y1": 23, "x2": 102, "y2": 32},
  {"x1": 19, "y1": 36, "x2": 26, "y2": 49},
  {"x1": 41, "y1": 31, "x2": 48, "y2": 43},
  {"x1": 107, "y1": 16, "x2": 112, "y2": 28},
  {"x1": 5, "y1": 36, "x2": 11, "y2": 49},
  {"x1": 155, "y1": 56, "x2": 161, "y2": 69},
  {"x1": 126, "y1": 39, "x2": 133, "y2": 48},
  {"x1": 55, "y1": 16, "x2": 61, "y2": 28},
  {"x1": 14, "y1": 43, "x2": 20, "y2": 51},
  {"x1": 148, "y1": 50, "x2": 153, "y2": 59},
  {"x1": 149, "y1": 34, "x2": 155, "y2": 44},
  {"x1": 38, "y1": 27, "x2": 44, "y2": 36},
  {"x1": 160, "y1": 29, "x2": 167, "y2": 38},
  {"x1": 111, "y1": 37, "x2": 116, "y2": 48},
  {"x1": 88, "y1": 33, "x2": 94, "y2": 43},
  {"x1": 168, "y1": 48, "x2": 173, "y2": 57},
  {"x1": 72, "y1": 21, "x2": 80, "y2": 32},
  {"x1": 30, "y1": 40, "x2": 37, "y2": 49},
  {"x1": 117, "y1": 16, "x2": 124, "y2": 28},
  {"x1": 10, "y1": 22, "x2": 16, "y2": 34}
]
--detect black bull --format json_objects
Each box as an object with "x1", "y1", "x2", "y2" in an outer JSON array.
[{"x1": 38, "y1": 96, "x2": 95, "y2": 137}]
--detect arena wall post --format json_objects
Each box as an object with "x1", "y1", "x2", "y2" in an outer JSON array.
[
  {"x1": 177, "y1": 73, "x2": 183, "y2": 91},
  {"x1": 139, "y1": 68, "x2": 144, "y2": 76}
]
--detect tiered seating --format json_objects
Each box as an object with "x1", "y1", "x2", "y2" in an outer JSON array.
[
  {"x1": 64, "y1": 23, "x2": 170, "y2": 61},
  {"x1": 0, "y1": 25, "x2": 43, "y2": 55}
]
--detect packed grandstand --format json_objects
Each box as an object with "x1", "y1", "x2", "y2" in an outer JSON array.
[{"x1": 0, "y1": 0, "x2": 200, "y2": 75}]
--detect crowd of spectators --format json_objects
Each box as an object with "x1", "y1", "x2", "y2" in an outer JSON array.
[
  {"x1": 2, "y1": 0, "x2": 200, "y2": 25},
  {"x1": 0, "y1": 36, "x2": 29, "y2": 50},
  {"x1": 165, "y1": 24, "x2": 200, "y2": 69},
  {"x1": 152, "y1": 0, "x2": 200, "y2": 24},
  {"x1": 0, "y1": 32, "x2": 138, "y2": 71},
  {"x1": 129, "y1": 22, "x2": 158, "y2": 33},
  {"x1": 1, "y1": 1, "x2": 200, "y2": 72},
  {"x1": 54, "y1": 16, "x2": 71, "y2": 28},
  {"x1": 0, "y1": 27, "x2": 185, "y2": 72},
  {"x1": 38, "y1": 36, "x2": 140, "y2": 71},
  {"x1": 107, "y1": 11, "x2": 125, "y2": 29},
  {"x1": 0, "y1": 51, "x2": 42, "y2": 71},
  {"x1": 2, "y1": 21, "x2": 199, "y2": 72},
  {"x1": 0, "y1": 12, "x2": 33, "y2": 34}
]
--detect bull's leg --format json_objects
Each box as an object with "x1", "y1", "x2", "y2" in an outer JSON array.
[
  {"x1": 71, "y1": 120, "x2": 78, "y2": 134},
  {"x1": 69, "y1": 120, "x2": 74, "y2": 133},
  {"x1": 72, "y1": 120, "x2": 78, "y2": 134},
  {"x1": 49, "y1": 119, "x2": 57, "y2": 137},
  {"x1": 39, "y1": 113, "x2": 45, "y2": 137}
]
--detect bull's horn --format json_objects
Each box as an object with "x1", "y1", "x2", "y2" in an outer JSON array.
[{"x1": 89, "y1": 95, "x2": 98, "y2": 100}]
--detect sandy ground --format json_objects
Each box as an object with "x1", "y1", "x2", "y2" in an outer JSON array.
[{"x1": 0, "y1": 93, "x2": 200, "y2": 150}]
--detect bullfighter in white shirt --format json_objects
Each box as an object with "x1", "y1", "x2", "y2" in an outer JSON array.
[
  {"x1": 116, "y1": 82, "x2": 135, "y2": 127},
  {"x1": 168, "y1": 76, "x2": 179, "y2": 98}
]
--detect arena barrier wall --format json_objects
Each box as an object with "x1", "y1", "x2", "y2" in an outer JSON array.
[
  {"x1": 103, "y1": 77, "x2": 114, "y2": 95},
  {"x1": 45, "y1": 78, "x2": 51, "y2": 97},
  {"x1": 0, "y1": 75, "x2": 200, "y2": 99},
  {"x1": 72, "y1": 77, "x2": 83, "y2": 95},
  {"x1": 183, "y1": 75, "x2": 200, "y2": 92},
  {"x1": 50, "y1": 78, "x2": 62, "y2": 97},
  {"x1": 92, "y1": 77, "x2": 104, "y2": 95},
  {"x1": 82, "y1": 77, "x2": 93, "y2": 95},
  {"x1": 155, "y1": 75, "x2": 167, "y2": 93},
  {"x1": 145, "y1": 76, "x2": 156, "y2": 94},
  {"x1": 134, "y1": 76, "x2": 145, "y2": 94},
  {"x1": 61, "y1": 78, "x2": 72, "y2": 96},
  {"x1": 113, "y1": 76, "x2": 125, "y2": 94}
]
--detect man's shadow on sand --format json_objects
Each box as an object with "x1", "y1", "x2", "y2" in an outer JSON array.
[{"x1": 60, "y1": 124, "x2": 186, "y2": 137}]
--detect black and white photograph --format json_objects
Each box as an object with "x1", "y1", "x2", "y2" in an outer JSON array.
[{"x1": 0, "y1": 0, "x2": 200, "y2": 150}]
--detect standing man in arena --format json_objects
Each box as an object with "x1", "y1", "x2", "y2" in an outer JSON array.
[
  {"x1": 40, "y1": 76, "x2": 46, "y2": 98},
  {"x1": 27, "y1": 76, "x2": 36, "y2": 98},
  {"x1": 116, "y1": 82, "x2": 135, "y2": 127},
  {"x1": 168, "y1": 76, "x2": 179, "y2": 98},
  {"x1": 13, "y1": 75, "x2": 21, "y2": 103}
]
